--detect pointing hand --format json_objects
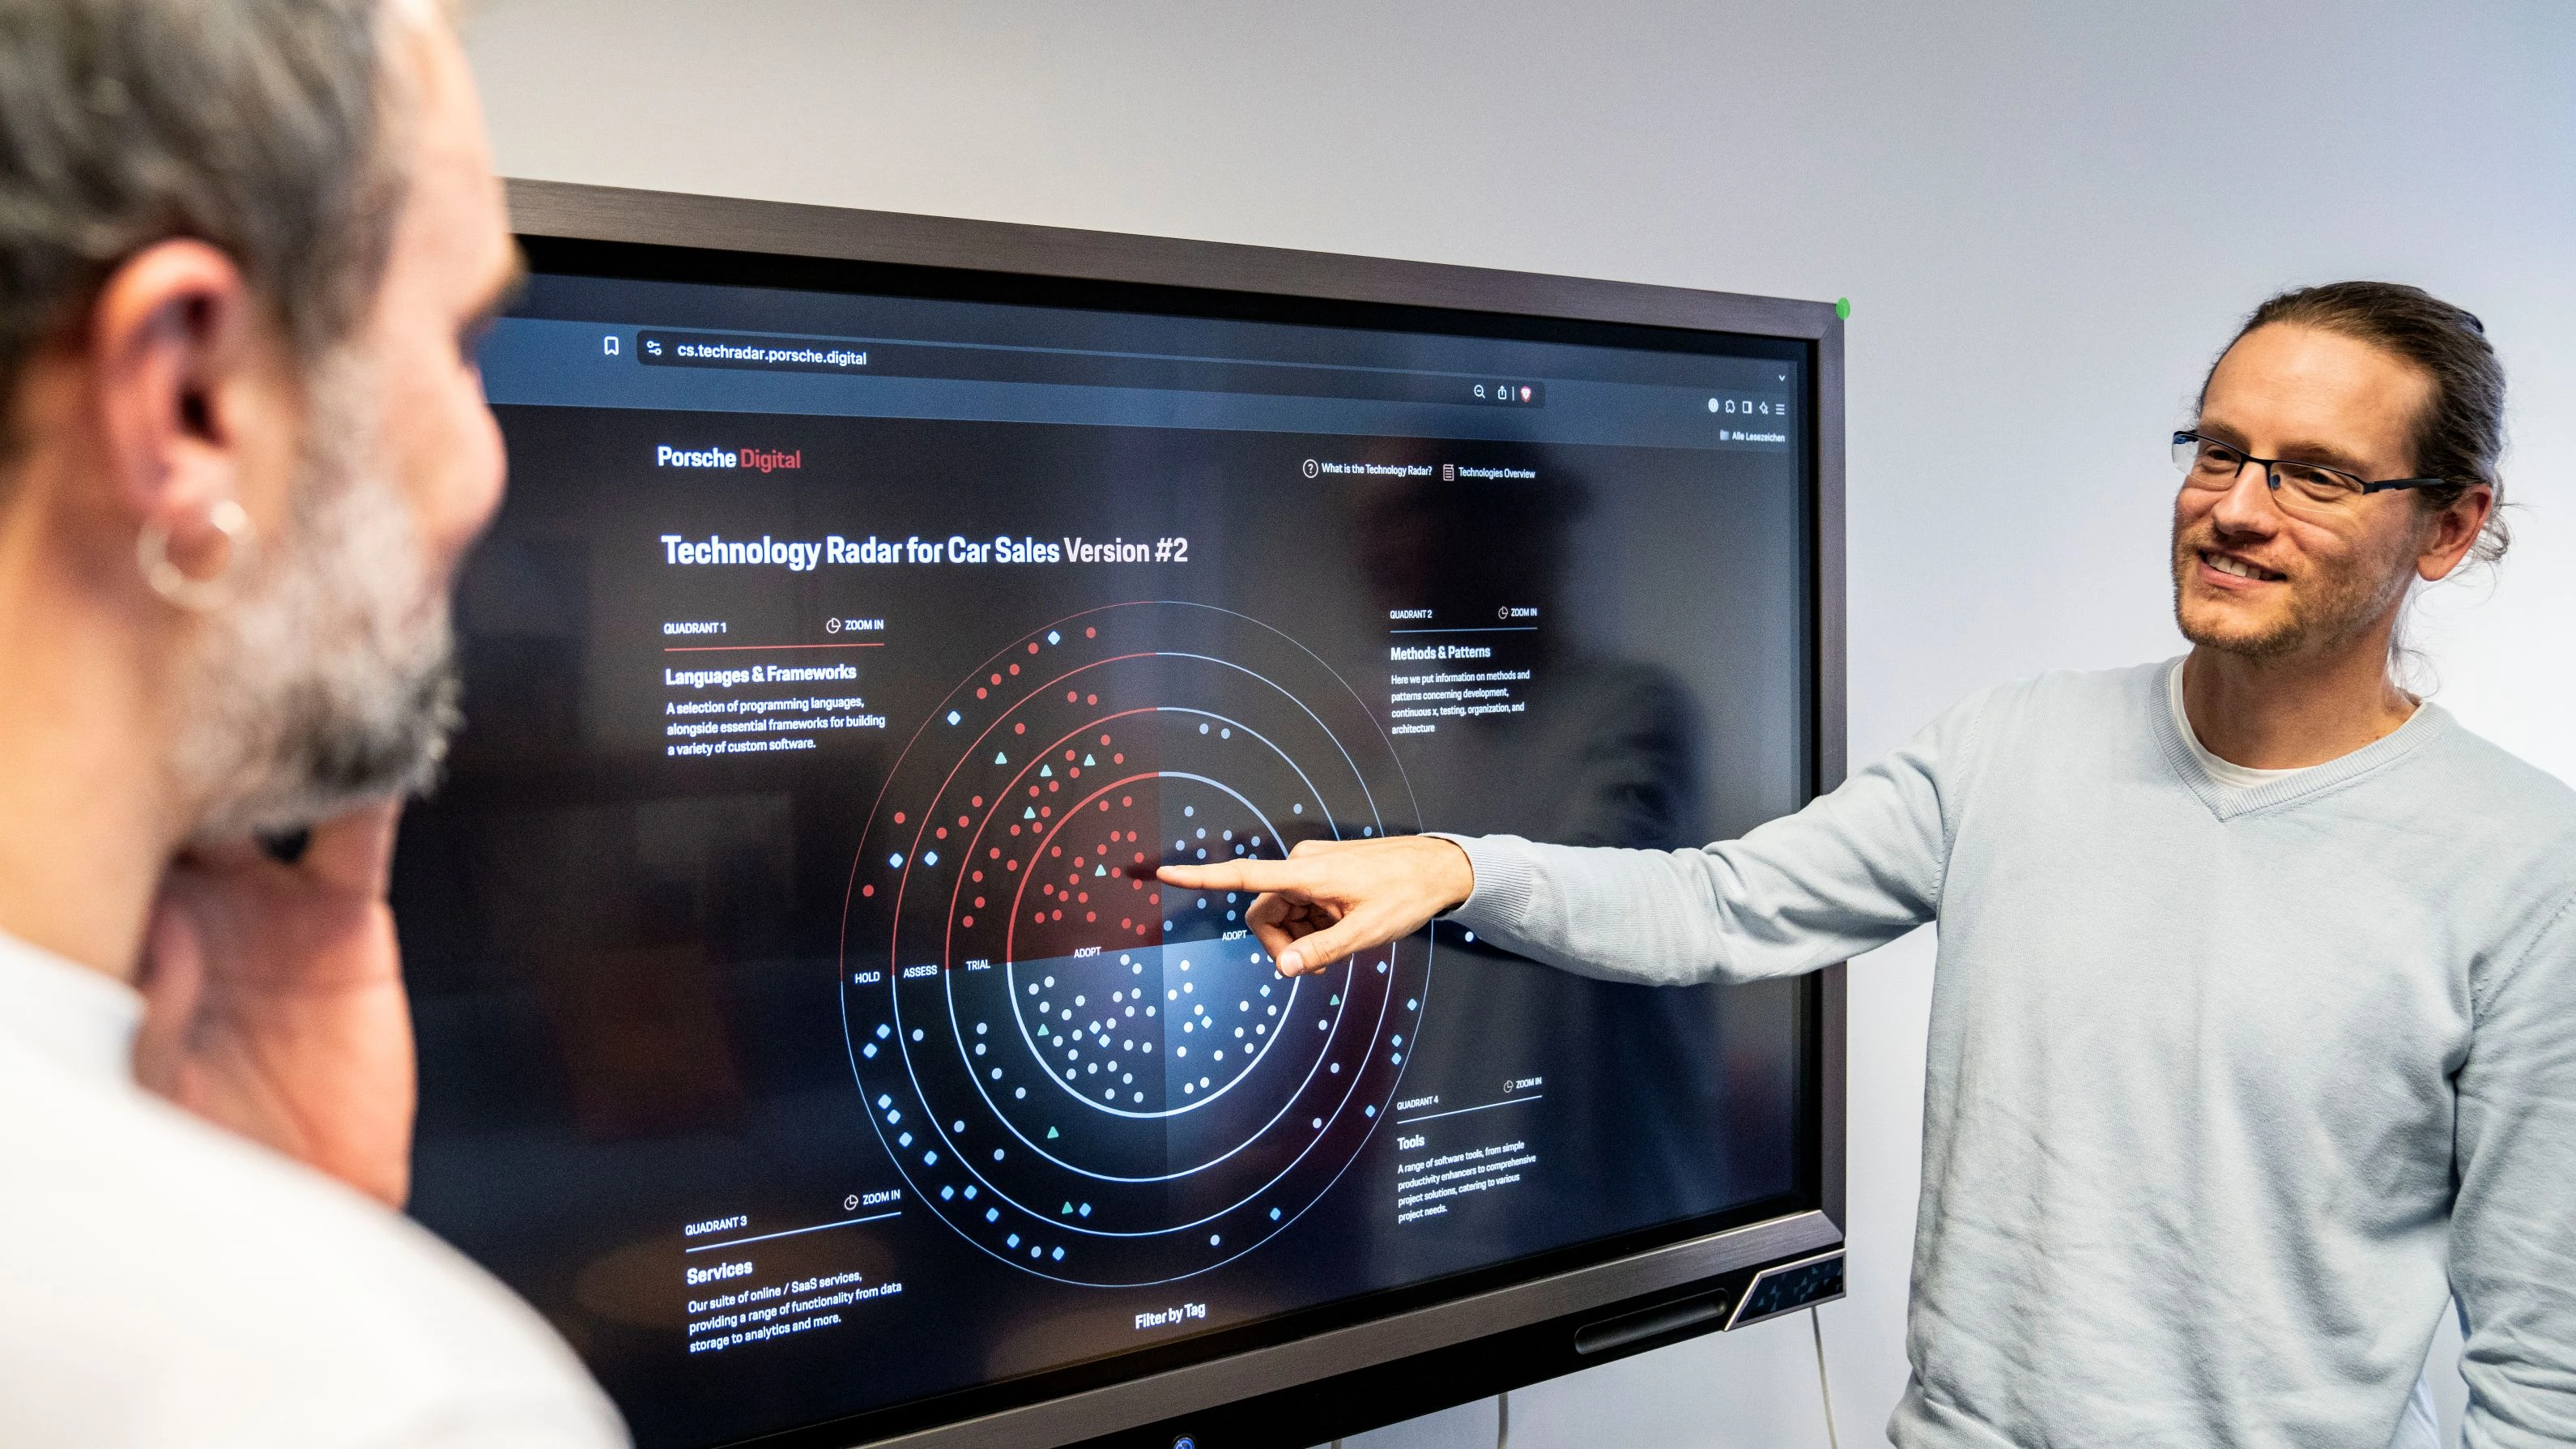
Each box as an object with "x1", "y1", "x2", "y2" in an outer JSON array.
[{"x1": 1157, "y1": 835, "x2": 1474, "y2": 976}]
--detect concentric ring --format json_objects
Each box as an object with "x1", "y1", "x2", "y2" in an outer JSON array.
[{"x1": 838, "y1": 602, "x2": 1429, "y2": 1285}]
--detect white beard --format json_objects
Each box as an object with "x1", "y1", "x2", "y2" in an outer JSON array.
[{"x1": 173, "y1": 352, "x2": 461, "y2": 842}]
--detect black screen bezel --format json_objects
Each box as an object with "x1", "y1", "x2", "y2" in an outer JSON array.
[{"x1": 458, "y1": 182, "x2": 1846, "y2": 1449}]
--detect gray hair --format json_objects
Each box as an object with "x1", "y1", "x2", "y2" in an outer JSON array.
[{"x1": 0, "y1": 0, "x2": 402, "y2": 433}]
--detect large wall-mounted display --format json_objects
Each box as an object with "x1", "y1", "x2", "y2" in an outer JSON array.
[{"x1": 398, "y1": 181, "x2": 1847, "y2": 1449}]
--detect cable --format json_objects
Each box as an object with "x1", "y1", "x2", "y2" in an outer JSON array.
[
  {"x1": 1812, "y1": 1307, "x2": 1842, "y2": 1449},
  {"x1": 1497, "y1": 1390, "x2": 1510, "y2": 1449}
]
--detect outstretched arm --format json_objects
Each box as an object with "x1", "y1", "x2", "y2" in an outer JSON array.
[{"x1": 1165, "y1": 689, "x2": 1982, "y2": 987}]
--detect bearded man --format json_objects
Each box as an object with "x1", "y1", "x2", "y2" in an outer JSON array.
[
  {"x1": 0, "y1": 1, "x2": 622, "y2": 1443},
  {"x1": 1165, "y1": 283, "x2": 2576, "y2": 1447}
]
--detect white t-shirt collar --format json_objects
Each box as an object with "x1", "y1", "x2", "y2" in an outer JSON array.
[
  {"x1": 0, "y1": 928, "x2": 143, "y2": 1085},
  {"x1": 2165, "y1": 660, "x2": 2319, "y2": 791}
]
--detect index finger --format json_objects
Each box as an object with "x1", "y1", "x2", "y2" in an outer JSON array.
[{"x1": 1157, "y1": 859, "x2": 1318, "y2": 895}]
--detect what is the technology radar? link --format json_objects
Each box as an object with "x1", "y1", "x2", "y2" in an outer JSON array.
[{"x1": 658, "y1": 532, "x2": 1192, "y2": 571}]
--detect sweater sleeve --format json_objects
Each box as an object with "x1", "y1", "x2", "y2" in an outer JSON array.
[
  {"x1": 1435, "y1": 688, "x2": 1980, "y2": 987},
  {"x1": 2453, "y1": 893, "x2": 2576, "y2": 1448}
]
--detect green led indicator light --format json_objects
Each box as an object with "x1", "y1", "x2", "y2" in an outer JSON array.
[{"x1": 1834, "y1": 296, "x2": 1852, "y2": 320}]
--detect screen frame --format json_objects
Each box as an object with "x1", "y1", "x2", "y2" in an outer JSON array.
[{"x1": 496, "y1": 178, "x2": 1848, "y2": 1449}]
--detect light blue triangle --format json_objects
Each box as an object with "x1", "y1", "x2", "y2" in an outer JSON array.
[
  {"x1": 1039, "y1": 764, "x2": 1054, "y2": 778},
  {"x1": 994, "y1": 751, "x2": 1008, "y2": 765},
  {"x1": 1084, "y1": 754, "x2": 1096, "y2": 766},
  {"x1": 1094, "y1": 865, "x2": 1107, "y2": 877},
  {"x1": 1024, "y1": 806, "x2": 1037, "y2": 820}
]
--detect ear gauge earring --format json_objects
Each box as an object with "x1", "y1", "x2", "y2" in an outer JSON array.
[{"x1": 137, "y1": 499, "x2": 258, "y2": 611}]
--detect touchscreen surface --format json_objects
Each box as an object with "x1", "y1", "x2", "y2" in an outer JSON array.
[{"x1": 402, "y1": 254, "x2": 1819, "y2": 1448}]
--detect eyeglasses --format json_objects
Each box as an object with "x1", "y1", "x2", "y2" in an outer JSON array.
[{"x1": 2171, "y1": 431, "x2": 2446, "y2": 510}]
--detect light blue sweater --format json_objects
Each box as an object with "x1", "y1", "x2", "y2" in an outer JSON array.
[{"x1": 1444, "y1": 660, "x2": 2576, "y2": 1448}]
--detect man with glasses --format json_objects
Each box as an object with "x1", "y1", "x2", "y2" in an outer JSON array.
[{"x1": 1165, "y1": 283, "x2": 2575, "y2": 1447}]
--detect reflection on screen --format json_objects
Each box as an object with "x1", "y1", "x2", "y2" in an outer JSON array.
[{"x1": 400, "y1": 261, "x2": 1815, "y2": 1449}]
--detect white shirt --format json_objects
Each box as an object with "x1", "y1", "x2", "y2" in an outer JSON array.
[
  {"x1": 2164, "y1": 658, "x2": 2318, "y2": 790},
  {"x1": 0, "y1": 930, "x2": 628, "y2": 1448}
]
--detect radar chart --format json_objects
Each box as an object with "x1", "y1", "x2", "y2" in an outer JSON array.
[{"x1": 839, "y1": 602, "x2": 1430, "y2": 1286}]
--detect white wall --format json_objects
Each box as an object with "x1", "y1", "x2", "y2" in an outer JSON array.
[{"x1": 465, "y1": 3, "x2": 2576, "y2": 1443}]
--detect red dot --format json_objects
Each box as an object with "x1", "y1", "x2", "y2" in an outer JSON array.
[
  {"x1": 862, "y1": 884, "x2": 875, "y2": 897},
  {"x1": 1028, "y1": 786, "x2": 1040, "y2": 798},
  {"x1": 1067, "y1": 691, "x2": 1078, "y2": 702},
  {"x1": 1122, "y1": 918, "x2": 1132, "y2": 928},
  {"x1": 1064, "y1": 749, "x2": 1075, "y2": 761},
  {"x1": 1051, "y1": 846, "x2": 1062, "y2": 857},
  {"x1": 1040, "y1": 806, "x2": 1051, "y2": 816},
  {"x1": 989, "y1": 848, "x2": 1000, "y2": 859},
  {"x1": 973, "y1": 871, "x2": 984, "y2": 882},
  {"x1": 1086, "y1": 694, "x2": 1098, "y2": 705},
  {"x1": 1051, "y1": 909, "x2": 1062, "y2": 920},
  {"x1": 972, "y1": 796, "x2": 984, "y2": 808},
  {"x1": 893, "y1": 812, "x2": 905, "y2": 824},
  {"x1": 990, "y1": 673, "x2": 1002, "y2": 686},
  {"x1": 1085, "y1": 911, "x2": 1096, "y2": 922},
  {"x1": 1047, "y1": 781, "x2": 1059, "y2": 793},
  {"x1": 1028, "y1": 642, "x2": 1040, "y2": 654},
  {"x1": 1014, "y1": 722, "x2": 1026, "y2": 735},
  {"x1": 1033, "y1": 911, "x2": 1045, "y2": 923},
  {"x1": 962, "y1": 915, "x2": 974, "y2": 927},
  {"x1": 1113, "y1": 753, "x2": 1125, "y2": 765},
  {"x1": 1008, "y1": 663, "x2": 1020, "y2": 675},
  {"x1": 1007, "y1": 859, "x2": 1019, "y2": 871},
  {"x1": 974, "y1": 897, "x2": 986, "y2": 908},
  {"x1": 1122, "y1": 796, "x2": 1132, "y2": 808},
  {"x1": 1086, "y1": 627, "x2": 1096, "y2": 637},
  {"x1": 976, "y1": 687, "x2": 987, "y2": 699},
  {"x1": 1100, "y1": 734, "x2": 1110, "y2": 745},
  {"x1": 1133, "y1": 852, "x2": 1144, "y2": 863},
  {"x1": 935, "y1": 827, "x2": 947, "y2": 839},
  {"x1": 956, "y1": 815, "x2": 969, "y2": 827},
  {"x1": 1097, "y1": 801, "x2": 1108, "y2": 811},
  {"x1": 1149, "y1": 893, "x2": 1160, "y2": 906}
]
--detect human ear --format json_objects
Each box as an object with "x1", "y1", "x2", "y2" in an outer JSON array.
[
  {"x1": 2416, "y1": 486, "x2": 2495, "y2": 582},
  {"x1": 84, "y1": 240, "x2": 282, "y2": 591}
]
